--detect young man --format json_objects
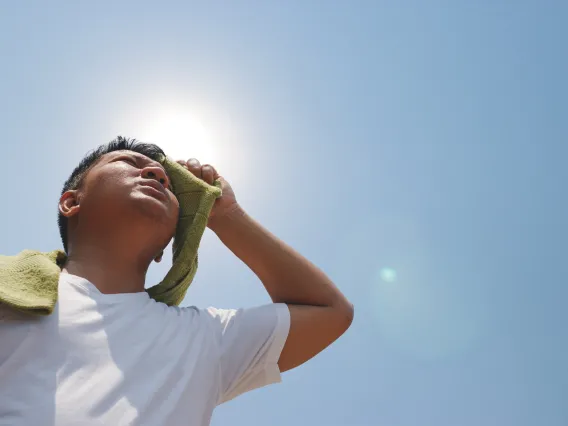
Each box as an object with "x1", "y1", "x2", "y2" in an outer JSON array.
[{"x1": 0, "y1": 137, "x2": 354, "y2": 425}]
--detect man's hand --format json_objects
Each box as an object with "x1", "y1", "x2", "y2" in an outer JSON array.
[{"x1": 176, "y1": 158, "x2": 241, "y2": 226}]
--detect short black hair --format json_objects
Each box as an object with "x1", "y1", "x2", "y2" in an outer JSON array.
[{"x1": 58, "y1": 136, "x2": 166, "y2": 253}]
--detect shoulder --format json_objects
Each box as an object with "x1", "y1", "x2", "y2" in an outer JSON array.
[{"x1": 141, "y1": 300, "x2": 223, "y2": 338}]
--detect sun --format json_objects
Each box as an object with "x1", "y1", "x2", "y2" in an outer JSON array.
[{"x1": 139, "y1": 110, "x2": 217, "y2": 165}]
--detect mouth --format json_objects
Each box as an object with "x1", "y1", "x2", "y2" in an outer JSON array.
[{"x1": 138, "y1": 180, "x2": 168, "y2": 201}]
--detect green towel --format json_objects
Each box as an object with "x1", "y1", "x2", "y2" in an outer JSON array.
[{"x1": 0, "y1": 156, "x2": 222, "y2": 316}]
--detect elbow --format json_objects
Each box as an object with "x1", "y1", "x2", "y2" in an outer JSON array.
[
  {"x1": 346, "y1": 302, "x2": 355, "y2": 328},
  {"x1": 338, "y1": 301, "x2": 355, "y2": 334}
]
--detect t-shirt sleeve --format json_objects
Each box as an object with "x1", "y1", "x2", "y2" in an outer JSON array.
[{"x1": 204, "y1": 303, "x2": 290, "y2": 405}]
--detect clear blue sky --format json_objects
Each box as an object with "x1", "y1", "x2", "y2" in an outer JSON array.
[{"x1": 1, "y1": 1, "x2": 567, "y2": 425}]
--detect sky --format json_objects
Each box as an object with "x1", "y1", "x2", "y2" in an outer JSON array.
[{"x1": 1, "y1": 1, "x2": 567, "y2": 425}]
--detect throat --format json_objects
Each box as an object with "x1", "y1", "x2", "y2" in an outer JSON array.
[{"x1": 62, "y1": 257, "x2": 147, "y2": 295}]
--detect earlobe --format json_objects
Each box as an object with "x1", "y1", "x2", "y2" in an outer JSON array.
[
  {"x1": 59, "y1": 191, "x2": 80, "y2": 218},
  {"x1": 154, "y1": 251, "x2": 163, "y2": 263}
]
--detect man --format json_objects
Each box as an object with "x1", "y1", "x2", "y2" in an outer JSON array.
[{"x1": 0, "y1": 136, "x2": 354, "y2": 425}]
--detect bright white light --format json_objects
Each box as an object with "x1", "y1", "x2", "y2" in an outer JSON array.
[{"x1": 139, "y1": 110, "x2": 217, "y2": 165}]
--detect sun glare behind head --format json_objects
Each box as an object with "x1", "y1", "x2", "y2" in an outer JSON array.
[{"x1": 140, "y1": 110, "x2": 217, "y2": 165}]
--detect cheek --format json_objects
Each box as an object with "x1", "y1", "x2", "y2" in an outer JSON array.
[
  {"x1": 98, "y1": 168, "x2": 131, "y2": 188},
  {"x1": 169, "y1": 196, "x2": 180, "y2": 224},
  {"x1": 170, "y1": 194, "x2": 180, "y2": 210},
  {"x1": 84, "y1": 169, "x2": 133, "y2": 205}
]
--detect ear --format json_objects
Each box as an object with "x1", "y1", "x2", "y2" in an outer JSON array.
[
  {"x1": 154, "y1": 251, "x2": 163, "y2": 263},
  {"x1": 59, "y1": 190, "x2": 81, "y2": 218}
]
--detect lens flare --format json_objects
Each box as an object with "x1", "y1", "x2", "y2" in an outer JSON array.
[
  {"x1": 331, "y1": 213, "x2": 486, "y2": 360},
  {"x1": 379, "y1": 267, "x2": 397, "y2": 283}
]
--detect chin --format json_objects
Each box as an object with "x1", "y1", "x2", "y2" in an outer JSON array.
[{"x1": 131, "y1": 193, "x2": 177, "y2": 228}]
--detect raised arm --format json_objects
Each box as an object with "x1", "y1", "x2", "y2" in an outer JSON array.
[
  {"x1": 181, "y1": 157, "x2": 354, "y2": 373},
  {"x1": 208, "y1": 207, "x2": 354, "y2": 372}
]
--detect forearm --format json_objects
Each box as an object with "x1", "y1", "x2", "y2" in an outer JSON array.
[{"x1": 209, "y1": 206, "x2": 353, "y2": 315}]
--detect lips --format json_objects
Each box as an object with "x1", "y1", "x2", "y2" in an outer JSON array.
[{"x1": 138, "y1": 180, "x2": 168, "y2": 201}]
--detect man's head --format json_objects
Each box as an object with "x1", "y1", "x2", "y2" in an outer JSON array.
[{"x1": 58, "y1": 136, "x2": 179, "y2": 263}]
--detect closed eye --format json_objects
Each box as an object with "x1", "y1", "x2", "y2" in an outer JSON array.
[{"x1": 121, "y1": 157, "x2": 138, "y2": 167}]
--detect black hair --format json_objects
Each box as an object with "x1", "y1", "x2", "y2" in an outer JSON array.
[{"x1": 57, "y1": 136, "x2": 165, "y2": 253}]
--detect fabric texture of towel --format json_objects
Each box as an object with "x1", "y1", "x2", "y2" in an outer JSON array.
[{"x1": 0, "y1": 155, "x2": 222, "y2": 316}]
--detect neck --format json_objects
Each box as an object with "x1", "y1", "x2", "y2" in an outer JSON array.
[{"x1": 62, "y1": 242, "x2": 152, "y2": 295}]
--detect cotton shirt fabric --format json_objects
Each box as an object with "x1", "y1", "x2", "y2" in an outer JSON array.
[{"x1": 0, "y1": 272, "x2": 290, "y2": 425}]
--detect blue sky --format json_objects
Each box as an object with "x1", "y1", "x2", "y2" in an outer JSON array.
[{"x1": 1, "y1": 1, "x2": 567, "y2": 425}]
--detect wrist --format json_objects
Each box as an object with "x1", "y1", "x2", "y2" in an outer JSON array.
[{"x1": 208, "y1": 203, "x2": 246, "y2": 233}]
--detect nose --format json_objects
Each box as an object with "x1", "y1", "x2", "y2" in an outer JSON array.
[{"x1": 141, "y1": 166, "x2": 170, "y2": 189}]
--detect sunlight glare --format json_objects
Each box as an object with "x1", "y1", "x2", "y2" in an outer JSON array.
[{"x1": 140, "y1": 110, "x2": 217, "y2": 165}]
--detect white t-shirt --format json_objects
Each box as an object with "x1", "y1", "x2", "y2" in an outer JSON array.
[{"x1": 0, "y1": 272, "x2": 290, "y2": 426}]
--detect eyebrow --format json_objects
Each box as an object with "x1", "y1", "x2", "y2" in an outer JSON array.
[{"x1": 122, "y1": 153, "x2": 164, "y2": 171}]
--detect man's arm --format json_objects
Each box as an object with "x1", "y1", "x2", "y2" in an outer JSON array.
[{"x1": 208, "y1": 206, "x2": 354, "y2": 373}]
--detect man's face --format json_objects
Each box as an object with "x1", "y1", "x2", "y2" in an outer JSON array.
[{"x1": 64, "y1": 150, "x2": 179, "y2": 250}]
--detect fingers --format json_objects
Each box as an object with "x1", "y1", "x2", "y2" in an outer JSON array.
[
  {"x1": 201, "y1": 165, "x2": 216, "y2": 185},
  {"x1": 184, "y1": 158, "x2": 218, "y2": 185},
  {"x1": 186, "y1": 158, "x2": 202, "y2": 178}
]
